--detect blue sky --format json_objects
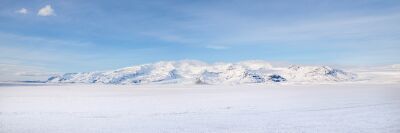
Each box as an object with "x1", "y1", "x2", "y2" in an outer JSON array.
[{"x1": 0, "y1": 0, "x2": 400, "y2": 80}]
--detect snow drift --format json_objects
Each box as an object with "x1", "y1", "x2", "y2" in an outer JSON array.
[{"x1": 47, "y1": 60, "x2": 356, "y2": 84}]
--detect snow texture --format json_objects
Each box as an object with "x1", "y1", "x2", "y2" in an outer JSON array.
[{"x1": 0, "y1": 83, "x2": 399, "y2": 133}]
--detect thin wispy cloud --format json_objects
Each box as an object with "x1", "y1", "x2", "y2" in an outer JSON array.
[
  {"x1": 141, "y1": 32, "x2": 195, "y2": 44},
  {"x1": 0, "y1": 32, "x2": 96, "y2": 64},
  {"x1": 0, "y1": 32, "x2": 94, "y2": 48},
  {"x1": 0, "y1": 63, "x2": 56, "y2": 81},
  {"x1": 205, "y1": 45, "x2": 228, "y2": 50},
  {"x1": 158, "y1": 8, "x2": 400, "y2": 46},
  {"x1": 37, "y1": 5, "x2": 55, "y2": 16},
  {"x1": 16, "y1": 8, "x2": 28, "y2": 14}
]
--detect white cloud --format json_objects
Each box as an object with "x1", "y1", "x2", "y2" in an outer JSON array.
[
  {"x1": 16, "y1": 8, "x2": 28, "y2": 14},
  {"x1": 37, "y1": 5, "x2": 55, "y2": 16}
]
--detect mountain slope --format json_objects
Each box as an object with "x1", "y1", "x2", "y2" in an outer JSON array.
[{"x1": 47, "y1": 60, "x2": 356, "y2": 84}]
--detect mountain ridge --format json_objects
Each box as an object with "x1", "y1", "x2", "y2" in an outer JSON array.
[{"x1": 47, "y1": 60, "x2": 356, "y2": 85}]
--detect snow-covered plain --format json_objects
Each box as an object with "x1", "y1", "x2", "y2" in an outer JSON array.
[{"x1": 1, "y1": 83, "x2": 399, "y2": 133}]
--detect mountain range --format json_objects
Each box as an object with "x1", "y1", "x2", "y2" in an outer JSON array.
[{"x1": 47, "y1": 60, "x2": 356, "y2": 85}]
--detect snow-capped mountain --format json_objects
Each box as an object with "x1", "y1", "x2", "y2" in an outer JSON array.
[{"x1": 47, "y1": 60, "x2": 356, "y2": 84}]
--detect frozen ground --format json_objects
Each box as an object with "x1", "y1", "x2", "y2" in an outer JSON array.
[{"x1": 0, "y1": 83, "x2": 399, "y2": 133}]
